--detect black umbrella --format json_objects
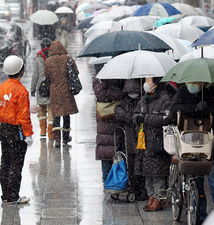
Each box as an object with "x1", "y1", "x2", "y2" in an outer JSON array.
[
  {"x1": 76, "y1": 17, "x2": 94, "y2": 30},
  {"x1": 78, "y1": 30, "x2": 171, "y2": 57}
]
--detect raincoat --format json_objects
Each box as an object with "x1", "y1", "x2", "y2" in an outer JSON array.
[
  {"x1": 0, "y1": 79, "x2": 33, "y2": 137},
  {"x1": 45, "y1": 41, "x2": 79, "y2": 117},
  {"x1": 31, "y1": 48, "x2": 50, "y2": 105}
]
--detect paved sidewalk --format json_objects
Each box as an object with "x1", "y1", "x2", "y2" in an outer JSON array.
[{"x1": 0, "y1": 28, "x2": 213, "y2": 225}]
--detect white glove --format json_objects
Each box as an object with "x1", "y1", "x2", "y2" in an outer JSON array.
[{"x1": 25, "y1": 136, "x2": 33, "y2": 148}]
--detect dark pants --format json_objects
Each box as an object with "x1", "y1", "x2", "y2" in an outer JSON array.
[
  {"x1": 0, "y1": 139, "x2": 27, "y2": 202},
  {"x1": 53, "y1": 115, "x2": 70, "y2": 129},
  {"x1": 101, "y1": 160, "x2": 112, "y2": 182}
]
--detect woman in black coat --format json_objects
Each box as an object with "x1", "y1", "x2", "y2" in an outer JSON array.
[{"x1": 133, "y1": 77, "x2": 172, "y2": 211}]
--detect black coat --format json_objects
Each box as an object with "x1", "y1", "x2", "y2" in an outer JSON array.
[{"x1": 134, "y1": 89, "x2": 172, "y2": 177}]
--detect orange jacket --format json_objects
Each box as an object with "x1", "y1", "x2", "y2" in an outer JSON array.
[{"x1": 0, "y1": 79, "x2": 33, "y2": 137}]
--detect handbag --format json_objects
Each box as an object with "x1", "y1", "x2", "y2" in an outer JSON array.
[
  {"x1": 67, "y1": 59, "x2": 82, "y2": 95},
  {"x1": 136, "y1": 123, "x2": 146, "y2": 150},
  {"x1": 39, "y1": 78, "x2": 50, "y2": 98},
  {"x1": 104, "y1": 152, "x2": 128, "y2": 191},
  {"x1": 96, "y1": 101, "x2": 119, "y2": 119}
]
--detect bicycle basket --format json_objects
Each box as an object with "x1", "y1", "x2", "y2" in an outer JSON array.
[{"x1": 179, "y1": 130, "x2": 213, "y2": 160}]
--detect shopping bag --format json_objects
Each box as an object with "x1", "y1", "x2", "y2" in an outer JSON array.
[
  {"x1": 136, "y1": 123, "x2": 146, "y2": 150},
  {"x1": 104, "y1": 152, "x2": 128, "y2": 191},
  {"x1": 96, "y1": 101, "x2": 119, "y2": 119}
]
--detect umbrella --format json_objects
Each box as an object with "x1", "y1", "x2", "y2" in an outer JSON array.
[
  {"x1": 30, "y1": 10, "x2": 59, "y2": 25},
  {"x1": 179, "y1": 16, "x2": 214, "y2": 27},
  {"x1": 88, "y1": 56, "x2": 112, "y2": 64},
  {"x1": 172, "y1": 3, "x2": 199, "y2": 16},
  {"x1": 96, "y1": 50, "x2": 176, "y2": 79},
  {"x1": 132, "y1": 3, "x2": 181, "y2": 17},
  {"x1": 92, "y1": 8, "x2": 108, "y2": 16},
  {"x1": 154, "y1": 23, "x2": 204, "y2": 42},
  {"x1": 192, "y1": 29, "x2": 214, "y2": 47},
  {"x1": 83, "y1": 4, "x2": 108, "y2": 14},
  {"x1": 78, "y1": 30, "x2": 171, "y2": 57},
  {"x1": 154, "y1": 17, "x2": 178, "y2": 27},
  {"x1": 77, "y1": 17, "x2": 94, "y2": 29},
  {"x1": 55, "y1": 6, "x2": 74, "y2": 14},
  {"x1": 161, "y1": 58, "x2": 214, "y2": 83},
  {"x1": 180, "y1": 46, "x2": 214, "y2": 62},
  {"x1": 76, "y1": 3, "x2": 92, "y2": 14}
]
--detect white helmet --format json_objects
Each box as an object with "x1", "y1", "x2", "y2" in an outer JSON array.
[{"x1": 3, "y1": 55, "x2": 24, "y2": 75}]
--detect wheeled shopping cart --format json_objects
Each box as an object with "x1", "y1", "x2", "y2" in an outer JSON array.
[{"x1": 104, "y1": 127, "x2": 136, "y2": 203}]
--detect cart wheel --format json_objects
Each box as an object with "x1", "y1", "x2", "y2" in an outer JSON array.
[
  {"x1": 111, "y1": 193, "x2": 120, "y2": 201},
  {"x1": 127, "y1": 192, "x2": 136, "y2": 203}
]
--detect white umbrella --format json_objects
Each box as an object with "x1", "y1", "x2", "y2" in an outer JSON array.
[
  {"x1": 88, "y1": 56, "x2": 112, "y2": 64},
  {"x1": 91, "y1": 12, "x2": 114, "y2": 24},
  {"x1": 179, "y1": 46, "x2": 214, "y2": 62},
  {"x1": 179, "y1": 16, "x2": 214, "y2": 27},
  {"x1": 148, "y1": 32, "x2": 193, "y2": 60},
  {"x1": 30, "y1": 10, "x2": 59, "y2": 25},
  {"x1": 59, "y1": 0, "x2": 69, "y2": 3},
  {"x1": 172, "y1": 3, "x2": 199, "y2": 16},
  {"x1": 119, "y1": 16, "x2": 153, "y2": 31},
  {"x1": 154, "y1": 23, "x2": 204, "y2": 42},
  {"x1": 55, "y1": 6, "x2": 74, "y2": 14},
  {"x1": 96, "y1": 50, "x2": 176, "y2": 79},
  {"x1": 84, "y1": 21, "x2": 121, "y2": 37}
]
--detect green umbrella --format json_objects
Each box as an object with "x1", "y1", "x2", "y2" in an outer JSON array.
[
  {"x1": 161, "y1": 58, "x2": 214, "y2": 83},
  {"x1": 154, "y1": 17, "x2": 177, "y2": 27}
]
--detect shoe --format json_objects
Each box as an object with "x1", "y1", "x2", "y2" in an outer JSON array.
[
  {"x1": 8, "y1": 196, "x2": 30, "y2": 205},
  {"x1": 2, "y1": 199, "x2": 7, "y2": 203},
  {"x1": 143, "y1": 196, "x2": 154, "y2": 210},
  {"x1": 144, "y1": 198, "x2": 163, "y2": 212},
  {"x1": 63, "y1": 136, "x2": 72, "y2": 145},
  {"x1": 55, "y1": 141, "x2": 61, "y2": 148}
]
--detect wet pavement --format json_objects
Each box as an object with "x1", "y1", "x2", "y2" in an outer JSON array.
[{"x1": 0, "y1": 20, "x2": 213, "y2": 225}]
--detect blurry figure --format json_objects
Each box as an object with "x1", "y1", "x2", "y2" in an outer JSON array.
[
  {"x1": 46, "y1": 1, "x2": 60, "y2": 12},
  {"x1": 56, "y1": 16, "x2": 69, "y2": 49},
  {"x1": 115, "y1": 79, "x2": 148, "y2": 200},
  {"x1": 133, "y1": 77, "x2": 172, "y2": 211},
  {"x1": 45, "y1": 41, "x2": 79, "y2": 148},
  {"x1": 38, "y1": 25, "x2": 56, "y2": 42},
  {"x1": 93, "y1": 78, "x2": 124, "y2": 182},
  {"x1": 0, "y1": 55, "x2": 33, "y2": 204},
  {"x1": 30, "y1": 38, "x2": 53, "y2": 139}
]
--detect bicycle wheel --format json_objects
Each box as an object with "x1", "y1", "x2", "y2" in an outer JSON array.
[
  {"x1": 187, "y1": 180, "x2": 199, "y2": 225},
  {"x1": 169, "y1": 163, "x2": 183, "y2": 221}
]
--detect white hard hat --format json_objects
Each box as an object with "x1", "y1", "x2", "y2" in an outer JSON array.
[{"x1": 3, "y1": 55, "x2": 24, "y2": 75}]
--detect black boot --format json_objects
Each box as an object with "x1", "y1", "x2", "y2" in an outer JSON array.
[
  {"x1": 62, "y1": 129, "x2": 72, "y2": 145},
  {"x1": 53, "y1": 129, "x2": 61, "y2": 148}
]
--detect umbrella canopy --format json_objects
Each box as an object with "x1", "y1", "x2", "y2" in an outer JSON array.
[
  {"x1": 76, "y1": 2, "x2": 92, "y2": 14},
  {"x1": 92, "y1": 8, "x2": 108, "y2": 16},
  {"x1": 88, "y1": 56, "x2": 112, "y2": 64},
  {"x1": 154, "y1": 23, "x2": 204, "y2": 42},
  {"x1": 180, "y1": 46, "x2": 214, "y2": 62},
  {"x1": 154, "y1": 17, "x2": 177, "y2": 27},
  {"x1": 55, "y1": 6, "x2": 74, "y2": 14},
  {"x1": 78, "y1": 30, "x2": 171, "y2": 57},
  {"x1": 161, "y1": 58, "x2": 214, "y2": 83},
  {"x1": 119, "y1": 16, "x2": 153, "y2": 31},
  {"x1": 83, "y1": 4, "x2": 108, "y2": 14},
  {"x1": 77, "y1": 16, "x2": 94, "y2": 29},
  {"x1": 30, "y1": 10, "x2": 59, "y2": 25},
  {"x1": 172, "y1": 3, "x2": 199, "y2": 16},
  {"x1": 192, "y1": 29, "x2": 214, "y2": 47},
  {"x1": 97, "y1": 50, "x2": 176, "y2": 79},
  {"x1": 132, "y1": 3, "x2": 181, "y2": 17},
  {"x1": 179, "y1": 16, "x2": 214, "y2": 27}
]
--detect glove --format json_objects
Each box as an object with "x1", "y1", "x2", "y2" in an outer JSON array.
[
  {"x1": 25, "y1": 136, "x2": 33, "y2": 148},
  {"x1": 196, "y1": 101, "x2": 207, "y2": 111},
  {"x1": 31, "y1": 92, "x2": 35, "y2": 97},
  {"x1": 133, "y1": 113, "x2": 145, "y2": 124}
]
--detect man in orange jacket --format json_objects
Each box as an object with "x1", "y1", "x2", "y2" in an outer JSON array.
[{"x1": 0, "y1": 55, "x2": 33, "y2": 204}]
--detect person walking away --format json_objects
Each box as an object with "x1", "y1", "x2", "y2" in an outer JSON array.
[
  {"x1": 133, "y1": 77, "x2": 172, "y2": 211},
  {"x1": 45, "y1": 41, "x2": 79, "y2": 148},
  {"x1": 93, "y1": 78, "x2": 124, "y2": 182},
  {"x1": 0, "y1": 55, "x2": 34, "y2": 204},
  {"x1": 56, "y1": 16, "x2": 69, "y2": 49},
  {"x1": 114, "y1": 79, "x2": 148, "y2": 200},
  {"x1": 31, "y1": 38, "x2": 53, "y2": 139},
  {"x1": 171, "y1": 82, "x2": 214, "y2": 225}
]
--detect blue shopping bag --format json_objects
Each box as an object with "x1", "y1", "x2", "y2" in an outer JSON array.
[{"x1": 104, "y1": 153, "x2": 128, "y2": 191}]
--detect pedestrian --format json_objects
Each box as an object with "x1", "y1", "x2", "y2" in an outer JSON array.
[
  {"x1": 114, "y1": 79, "x2": 148, "y2": 200},
  {"x1": 30, "y1": 38, "x2": 53, "y2": 139},
  {"x1": 45, "y1": 41, "x2": 79, "y2": 148},
  {"x1": 0, "y1": 55, "x2": 34, "y2": 204},
  {"x1": 171, "y1": 82, "x2": 214, "y2": 225},
  {"x1": 133, "y1": 77, "x2": 172, "y2": 211},
  {"x1": 56, "y1": 16, "x2": 69, "y2": 49},
  {"x1": 93, "y1": 78, "x2": 124, "y2": 182}
]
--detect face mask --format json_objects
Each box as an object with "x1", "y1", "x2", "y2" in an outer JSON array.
[
  {"x1": 187, "y1": 84, "x2": 201, "y2": 94},
  {"x1": 128, "y1": 93, "x2": 139, "y2": 99},
  {"x1": 143, "y1": 82, "x2": 156, "y2": 93}
]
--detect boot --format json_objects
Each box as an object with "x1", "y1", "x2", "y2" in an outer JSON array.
[
  {"x1": 53, "y1": 128, "x2": 61, "y2": 148},
  {"x1": 39, "y1": 119, "x2": 47, "y2": 137},
  {"x1": 143, "y1": 197, "x2": 155, "y2": 211},
  {"x1": 62, "y1": 128, "x2": 72, "y2": 145},
  {"x1": 47, "y1": 124, "x2": 53, "y2": 140},
  {"x1": 144, "y1": 198, "x2": 163, "y2": 212}
]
